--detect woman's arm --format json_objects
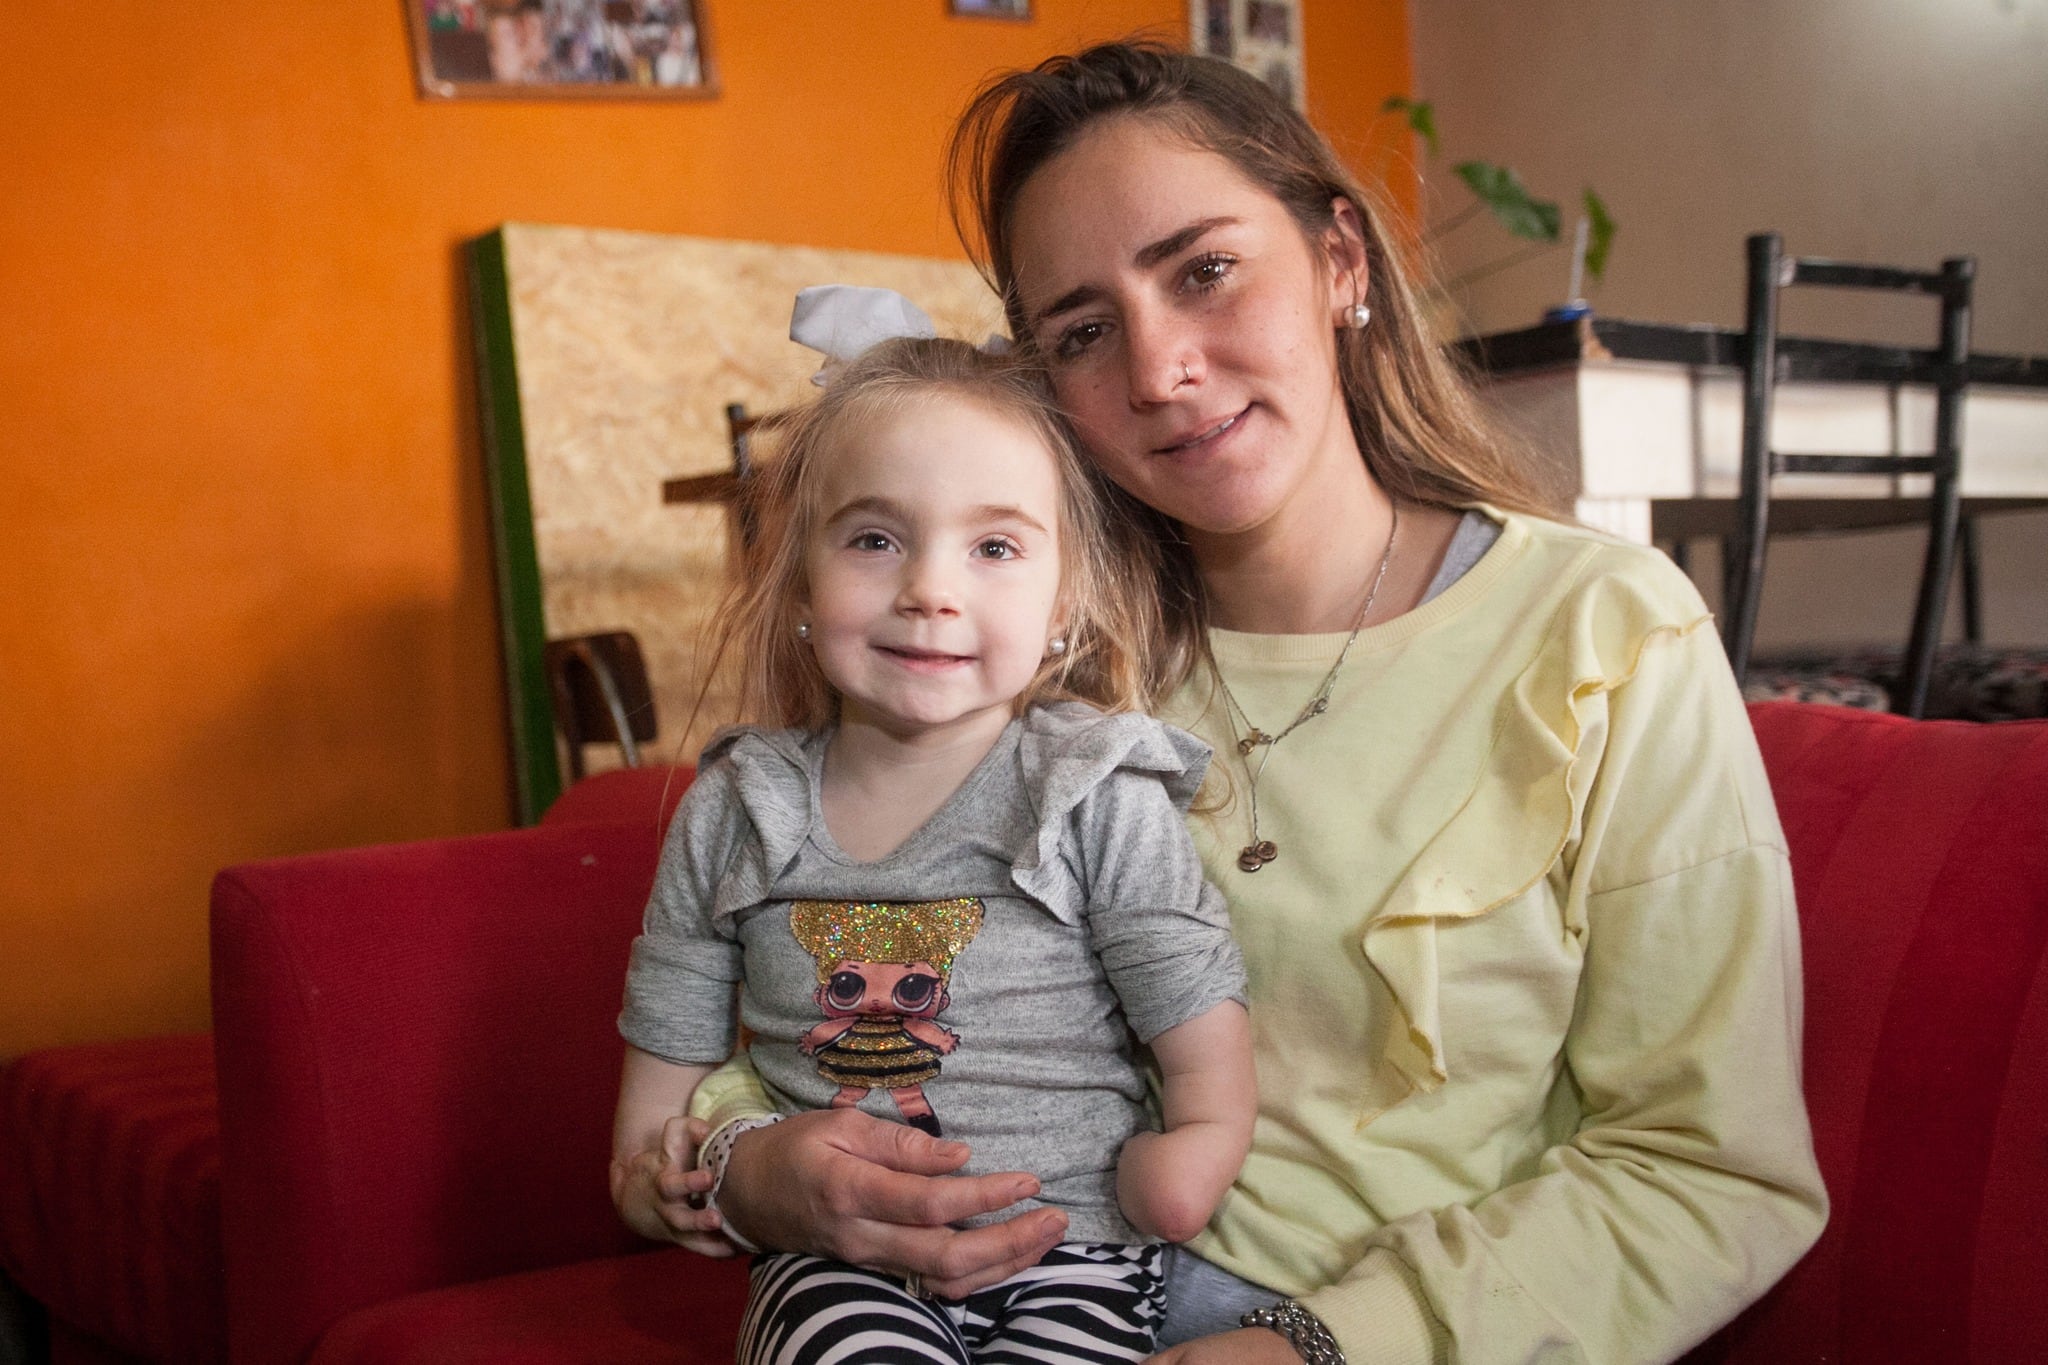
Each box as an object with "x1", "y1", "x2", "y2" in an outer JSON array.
[
  {"x1": 1117, "y1": 1000, "x2": 1255, "y2": 1243},
  {"x1": 693, "y1": 1049, "x2": 1071, "y2": 1297},
  {"x1": 718, "y1": 1104, "x2": 1072, "y2": 1296}
]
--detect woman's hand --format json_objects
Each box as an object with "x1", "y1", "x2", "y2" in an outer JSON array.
[
  {"x1": 719, "y1": 1106, "x2": 1069, "y2": 1299},
  {"x1": 1146, "y1": 1328, "x2": 1304, "y2": 1364}
]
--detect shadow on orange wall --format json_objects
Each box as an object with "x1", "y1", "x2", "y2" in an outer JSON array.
[{"x1": 0, "y1": 2, "x2": 1414, "y2": 1053}]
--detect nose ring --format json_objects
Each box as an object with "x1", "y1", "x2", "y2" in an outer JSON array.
[{"x1": 1180, "y1": 362, "x2": 1193, "y2": 386}]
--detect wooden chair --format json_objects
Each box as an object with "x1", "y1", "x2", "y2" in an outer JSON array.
[{"x1": 1723, "y1": 232, "x2": 1976, "y2": 718}]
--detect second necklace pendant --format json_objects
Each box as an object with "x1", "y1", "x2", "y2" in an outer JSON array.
[{"x1": 1237, "y1": 840, "x2": 1279, "y2": 873}]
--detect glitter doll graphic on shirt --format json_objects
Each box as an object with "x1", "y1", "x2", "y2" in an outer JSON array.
[{"x1": 789, "y1": 897, "x2": 984, "y2": 1138}]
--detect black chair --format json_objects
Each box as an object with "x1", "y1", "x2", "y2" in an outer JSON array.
[
  {"x1": 543, "y1": 631, "x2": 657, "y2": 781},
  {"x1": 1723, "y1": 232, "x2": 1976, "y2": 718}
]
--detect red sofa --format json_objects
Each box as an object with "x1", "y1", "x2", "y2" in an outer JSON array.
[{"x1": 5, "y1": 702, "x2": 2046, "y2": 1362}]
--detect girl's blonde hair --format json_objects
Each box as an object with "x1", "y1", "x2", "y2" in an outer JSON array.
[
  {"x1": 707, "y1": 336, "x2": 1167, "y2": 732},
  {"x1": 948, "y1": 40, "x2": 1572, "y2": 698}
]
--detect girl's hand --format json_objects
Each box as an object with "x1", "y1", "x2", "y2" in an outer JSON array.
[
  {"x1": 1146, "y1": 1328, "x2": 1304, "y2": 1364},
  {"x1": 719, "y1": 1106, "x2": 1069, "y2": 1299},
  {"x1": 611, "y1": 1115, "x2": 738, "y2": 1257}
]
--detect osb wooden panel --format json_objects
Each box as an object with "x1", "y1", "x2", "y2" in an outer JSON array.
[{"x1": 502, "y1": 223, "x2": 1001, "y2": 767}]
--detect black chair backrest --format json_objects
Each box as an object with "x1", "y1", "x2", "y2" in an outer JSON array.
[
  {"x1": 544, "y1": 631, "x2": 657, "y2": 781},
  {"x1": 1724, "y1": 231, "x2": 1975, "y2": 717}
]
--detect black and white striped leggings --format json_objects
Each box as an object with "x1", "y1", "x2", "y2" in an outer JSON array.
[{"x1": 737, "y1": 1242, "x2": 1167, "y2": 1364}]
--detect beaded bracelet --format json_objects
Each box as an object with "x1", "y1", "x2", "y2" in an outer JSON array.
[{"x1": 1240, "y1": 1299, "x2": 1348, "y2": 1365}]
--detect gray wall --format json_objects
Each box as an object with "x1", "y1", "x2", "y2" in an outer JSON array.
[{"x1": 1410, "y1": 0, "x2": 2047, "y2": 648}]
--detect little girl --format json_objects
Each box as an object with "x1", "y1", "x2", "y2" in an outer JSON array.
[{"x1": 610, "y1": 326, "x2": 1255, "y2": 1363}]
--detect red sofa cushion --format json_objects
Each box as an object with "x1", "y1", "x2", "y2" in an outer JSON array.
[
  {"x1": 308, "y1": 1249, "x2": 748, "y2": 1364},
  {"x1": 1691, "y1": 705, "x2": 2048, "y2": 1362},
  {"x1": 0, "y1": 1033, "x2": 223, "y2": 1365}
]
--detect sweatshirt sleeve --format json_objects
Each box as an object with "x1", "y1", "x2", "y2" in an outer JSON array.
[
  {"x1": 688, "y1": 1050, "x2": 781, "y2": 1132},
  {"x1": 1301, "y1": 613, "x2": 1828, "y2": 1364}
]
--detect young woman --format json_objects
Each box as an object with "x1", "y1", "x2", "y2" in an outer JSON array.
[{"x1": 670, "y1": 43, "x2": 1827, "y2": 1365}]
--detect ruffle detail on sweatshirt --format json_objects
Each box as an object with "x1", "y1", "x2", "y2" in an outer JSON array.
[
  {"x1": 1353, "y1": 545, "x2": 1715, "y2": 1124},
  {"x1": 697, "y1": 725, "x2": 817, "y2": 925},
  {"x1": 1008, "y1": 702, "x2": 1214, "y2": 925}
]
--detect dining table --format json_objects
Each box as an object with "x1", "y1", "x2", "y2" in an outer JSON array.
[{"x1": 1458, "y1": 315, "x2": 2048, "y2": 545}]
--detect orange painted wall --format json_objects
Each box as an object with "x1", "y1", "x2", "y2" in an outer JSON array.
[{"x1": 0, "y1": 2, "x2": 1412, "y2": 1055}]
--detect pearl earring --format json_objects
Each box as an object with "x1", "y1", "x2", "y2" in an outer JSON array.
[
  {"x1": 1346, "y1": 302, "x2": 1371, "y2": 330},
  {"x1": 795, "y1": 621, "x2": 811, "y2": 641},
  {"x1": 1047, "y1": 637, "x2": 1067, "y2": 657}
]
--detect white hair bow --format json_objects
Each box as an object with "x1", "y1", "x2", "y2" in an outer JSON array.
[{"x1": 789, "y1": 284, "x2": 1011, "y2": 386}]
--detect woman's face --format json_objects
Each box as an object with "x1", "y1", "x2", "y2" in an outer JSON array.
[{"x1": 1007, "y1": 117, "x2": 1363, "y2": 536}]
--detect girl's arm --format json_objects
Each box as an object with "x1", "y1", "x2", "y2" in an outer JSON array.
[
  {"x1": 610, "y1": 1044, "x2": 728, "y2": 1253},
  {"x1": 1117, "y1": 1000, "x2": 1255, "y2": 1242}
]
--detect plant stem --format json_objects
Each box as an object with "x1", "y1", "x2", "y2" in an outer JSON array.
[
  {"x1": 1444, "y1": 241, "x2": 1556, "y2": 292},
  {"x1": 1426, "y1": 201, "x2": 1485, "y2": 241}
]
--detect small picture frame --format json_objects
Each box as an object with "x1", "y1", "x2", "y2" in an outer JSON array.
[
  {"x1": 406, "y1": 0, "x2": 716, "y2": 100},
  {"x1": 1189, "y1": 0, "x2": 1303, "y2": 110},
  {"x1": 948, "y1": 0, "x2": 1031, "y2": 18}
]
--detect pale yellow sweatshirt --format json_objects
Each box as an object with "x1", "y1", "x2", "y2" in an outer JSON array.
[{"x1": 696, "y1": 510, "x2": 1828, "y2": 1364}]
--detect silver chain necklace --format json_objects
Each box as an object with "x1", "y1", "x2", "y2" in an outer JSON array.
[{"x1": 1216, "y1": 504, "x2": 1398, "y2": 873}]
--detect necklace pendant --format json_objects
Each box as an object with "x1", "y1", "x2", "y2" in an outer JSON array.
[
  {"x1": 1237, "y1": 840, "x2": 1278, "y2": 872},
  {"x1": 1237, "y1": 729, "x2": 1270, "y2": 756}
]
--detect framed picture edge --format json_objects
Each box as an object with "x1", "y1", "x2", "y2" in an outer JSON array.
[
  {"x1": 946, "y1": 0, "x2": 1033, "y2": 20},
  {"x1": 403, "y1": 0, "x2": 721, "y2": 102}
]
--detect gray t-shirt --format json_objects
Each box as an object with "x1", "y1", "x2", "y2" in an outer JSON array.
[{"x1": 619, "y1": 702, "x2": 1249, "y2": 1244}]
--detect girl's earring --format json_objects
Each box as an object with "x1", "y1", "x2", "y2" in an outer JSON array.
[
  {"x1": 795, "y1": 621, "x2": 811, "y2": 641},
  {"x1": 1345, "y1": 302, "x2": 1371, "y2": 330},
  {"x1": 1047, "y1": 637, "x2": 1067, "y2": 657}
]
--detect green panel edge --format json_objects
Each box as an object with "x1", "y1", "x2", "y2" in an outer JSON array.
[{"x1": 467, "y1": 227, "x2": 562, "y2": 825}]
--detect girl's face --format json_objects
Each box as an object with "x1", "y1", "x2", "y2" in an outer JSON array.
[
  {"x1": 1007, "y1": 117, "x2": 1363, "y2": 537},
  {"x1": 802, "y1": 392, "x2": 1066, "y2": 746}
]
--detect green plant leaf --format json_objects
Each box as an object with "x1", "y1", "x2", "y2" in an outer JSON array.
[
  {"x1": 1453, "y1": 161, "x2": 1561, "y2": 243},
  {"x1": 1379, "y1": 95, "x2": 1439, "y2": 158},
  {"x1": 1581, "y1": 188, "x2": 1616, "y2": 282}
]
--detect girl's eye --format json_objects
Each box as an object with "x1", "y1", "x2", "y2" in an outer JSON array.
[
  {"x1": 850, "y1": 531, "x2": 895, "y2": 553},
  {"x1": 1183, "y1": 253, "x2": 1235, "y2": 292},
  {"x1": 974, "y1": 537, "x2": 1020, "y2": 561},
  {"x1": 1052, "y1": 319, "x2": 1109, "y2": 362}
]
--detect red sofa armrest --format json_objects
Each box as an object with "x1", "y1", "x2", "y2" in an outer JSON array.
[{"x1": 210, "y1": 818, "x2": 672, "y2": 1365}]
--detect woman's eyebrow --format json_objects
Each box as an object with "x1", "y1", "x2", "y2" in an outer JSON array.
[
  {"x1": 1029, "y1": 216, "x2": 1240, "y2": 326},
  {"x1": 1134, "y1": 216, "x2": 1237, "y2": 269}
]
